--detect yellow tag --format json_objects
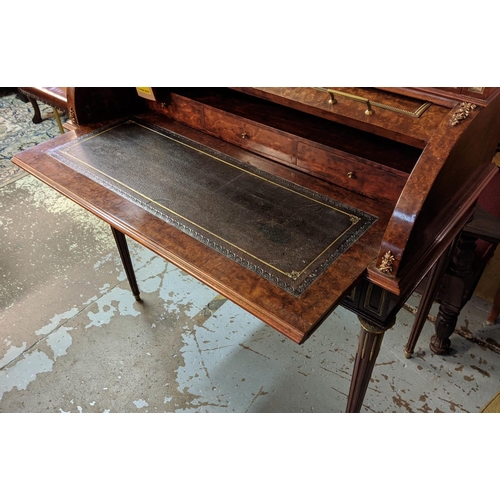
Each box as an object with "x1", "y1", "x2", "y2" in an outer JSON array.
[{"x1": 136, "y1": 87, "x2": 156, "y2": 101}]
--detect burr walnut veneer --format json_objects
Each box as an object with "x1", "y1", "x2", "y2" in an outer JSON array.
[{"x1": 12, "y1": 87, "x2": 500, "y2": 412}]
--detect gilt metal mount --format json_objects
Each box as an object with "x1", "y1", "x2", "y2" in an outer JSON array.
[
  {"x1": 450, "y1": 102, "x2": 477, "y2": 126},
  {"x1": 378, "y1": 251, "x2": 395, "y2": 274}
]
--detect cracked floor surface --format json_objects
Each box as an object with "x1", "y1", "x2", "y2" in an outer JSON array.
[{"x1": 1, "y1": 174, "x2": 500, "y2": 413}]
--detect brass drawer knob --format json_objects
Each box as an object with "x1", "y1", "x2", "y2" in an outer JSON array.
[
  {"x1": 347, "y1": 171, "x2": 356, "y2": 179},
  {"x1": 241, "y1": 132, "x2": 248, "y2": 139}
]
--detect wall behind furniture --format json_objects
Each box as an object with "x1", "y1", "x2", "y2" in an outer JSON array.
[{"x1": 475, "y1": 152, "x2": 500, "y2": 303}]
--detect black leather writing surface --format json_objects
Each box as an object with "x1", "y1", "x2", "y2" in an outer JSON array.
[{"x1": 50, "y1": 119, "x2": 377, "y2": 296}]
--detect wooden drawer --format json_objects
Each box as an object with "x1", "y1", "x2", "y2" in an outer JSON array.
[
  {"x1": 296, "y1": 142, "x2": 408, "y2": 204},
  {"x1": 204, "y1": 108, "x2": 295, "y2": 165},
  {"x1": 162, "y1": 93, "x2": 205, "y2": 130}
]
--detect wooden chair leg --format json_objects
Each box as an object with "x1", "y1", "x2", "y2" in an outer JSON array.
[
  {"x1": 17, "y1": 91, "x2": 29, "y2": 103},
  {"x1": 28, "y1": 97, "x2": 42, "y2": 124}
]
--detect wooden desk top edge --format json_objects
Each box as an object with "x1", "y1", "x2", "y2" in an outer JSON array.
[{"x1": 12, "y1": 114, "x2": 393, "y2": 344}]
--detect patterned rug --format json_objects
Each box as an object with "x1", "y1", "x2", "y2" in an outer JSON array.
[{"x1": 0, "y1": 88, "x2": 66, "y2": 188}]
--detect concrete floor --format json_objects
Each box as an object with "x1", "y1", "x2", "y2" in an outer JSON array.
[{"x1": 1, "y1": 172, "x2": 500, "y2": 413}]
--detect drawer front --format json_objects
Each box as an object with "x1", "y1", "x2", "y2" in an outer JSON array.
[
  {"x1": 296, "y1": 142, "x2": 407, "y2": 204},
  {"x1": 164, "y1": 93, "x2": 205, "y2": 130},
  {"x1": 204, "y1": 108, "x2": 295, "y2": 165}
]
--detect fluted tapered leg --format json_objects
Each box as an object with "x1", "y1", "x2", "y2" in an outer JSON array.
[
  {"x1": 346, "y1": 316, "x2": 394, "y2": 413},
  {"x1": 111, "y1": 226, "x2": 141, "y2": 301}
]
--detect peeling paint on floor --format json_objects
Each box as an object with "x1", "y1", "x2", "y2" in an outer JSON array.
[
  {"x1": 0, "y1": 351, "x2": 54, "y2": 398},
  {"x1": 1, "y1": 174, "x2": 500, "y2": 412}
]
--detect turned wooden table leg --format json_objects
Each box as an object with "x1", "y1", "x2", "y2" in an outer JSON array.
[
  {"x1": 111, "y1": 226, "x2": 142, "y2": 301},
  {"x1": 431, "y1": 306, "x2": 458, "y2": 354},
  {"x1": 430, "y1": 232, "x2": 477, "y2": 355},
  {"x1": 346, "y1": 316, "x2": 395, "y2": 413}
]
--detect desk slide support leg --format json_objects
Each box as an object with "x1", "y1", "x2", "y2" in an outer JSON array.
[
  {"x1": 111, "y1": 226, "x2": 142, "y2": 302},
  {"x1": 346, "y1": 317, "x2": 395, "y2": 413},
  {"x1": 404, "y1": 244, "x2": 453, "y2": 358}
]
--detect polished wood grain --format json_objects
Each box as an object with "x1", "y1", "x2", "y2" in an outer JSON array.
[
  {"x1": 150, "y1": 89, "x2": 421, "y2": 205},
  {"x1": 371, "y1": 95, "x2": 500, "y2": 294},
  {"x1": 12, "y1": 87, "x2": 500, "y2": 412},
  {"x1": 18, "y1": 87, "x2": 68, "y2": 110},
  {"x1": 230, "y1": 87, "x2": 452, "y2": 148},
  {"x1": 12, "y1": 111, "x2": 392, "y2": 345},
  {"x1": 407, "y1": 87, "x2": 500, "y2": 106}
]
